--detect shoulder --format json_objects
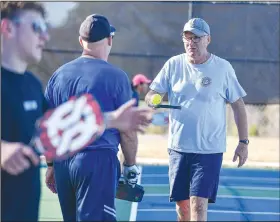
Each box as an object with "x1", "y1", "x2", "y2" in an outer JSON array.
[
  {"x1": 165, "y1": 53, "x2": 186, "y2": 67},
  {"x1": 47, "y1": 58, "x2": 81, "y2": 85},
  {"x1": 103, "y1": 63, "x2": 130, "y2": 85},
  {"x1": 54, "y1": 58, "x2": 80, "y2": 74},
  {"x1": 25, "y1": 71, "x2": 43, "y2": 89},
  {"x1": 106, "y1": 63, "x2": 128, "y2": 77},
  {"x1": 211, "y1": 54, "x2": 234, "y2": 70}
]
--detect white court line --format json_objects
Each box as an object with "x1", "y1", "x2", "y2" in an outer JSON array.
[
  {"x1": 143, "y1": 193, "x2": 279, "y2": 200},
  {"x1": 138, "y1": 209, "x2": 280, "y2": 215},
  {"x1": 129, "y1": 166, "x2": 142, "y2": 222},
  {"x1": 141, "y1": 174, "x2": 279, "y2": 181},
  {"x1": 143, "y1": 184, "x2": 280, "y2": 191}
]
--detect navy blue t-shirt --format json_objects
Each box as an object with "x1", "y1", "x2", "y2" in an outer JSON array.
[
  {"x1": 45, "y1": 57, "x2": 132, "y2": 153},
  {"x1": 1, "y1": 67, "x2": 49, "y2": 145}
]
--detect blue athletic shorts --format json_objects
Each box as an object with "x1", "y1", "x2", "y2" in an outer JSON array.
[
  {"x1": 168, "y1": 149, "x2": 223, "y2": 203},
  {"x1": 54, "y1": 149, "x2": 121, "y2": 221}
]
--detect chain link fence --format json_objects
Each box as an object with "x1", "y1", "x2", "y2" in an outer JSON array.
[
  {"x1": 36, "y1": 49, "x2": 279, "y2": 138},
  {"x1": 31, "y1": 2, "x2": 279, "y2": 138}
]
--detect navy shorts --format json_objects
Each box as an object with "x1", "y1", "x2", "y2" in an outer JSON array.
[
  {"x1": 1, "y1": 165, "x2": 41, "y2": 221},
  {"x1": 54, "y1": 149, "x2": 121, "y2": 221},
  {"x1": 168, "y1": 149, "x2": 223, "y2": 203}
]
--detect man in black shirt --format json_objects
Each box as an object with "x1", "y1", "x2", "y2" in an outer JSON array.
[{"x1": 1, "y1": 2, "x2": 50, "y2": 221}]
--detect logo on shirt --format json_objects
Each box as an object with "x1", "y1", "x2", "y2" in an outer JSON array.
[
  {"x1": 200, "y1": 76, "x2": 212, "y2": 87},
  {"x1": 23, "y1": 100, "x2": 38, "y2": 111}
]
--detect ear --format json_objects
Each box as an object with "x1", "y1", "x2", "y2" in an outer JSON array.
[
  {"x1": 207, "y1": 35, "x2": 211, "y2": 44},
  {"x1": 1, "y1": 19, "x2": 14, "y2": 38},
  {"x1": 108, "y1": 36, "x2": 112, "y2": 46},
  {"x1": 79, "y1": 36, "x2": 84, "y2": 48}
]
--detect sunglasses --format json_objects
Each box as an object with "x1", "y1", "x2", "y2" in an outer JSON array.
[{"x1": 12, "y1": 18, "x2": 49, "y2": 35}]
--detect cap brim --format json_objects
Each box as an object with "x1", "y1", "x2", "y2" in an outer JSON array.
[
  {"x1": 183, "y1": 28, "x2": 207, "y2": 37},
  {"x1": 110, "y1": 25, "x2": 116, "y2": 36}
]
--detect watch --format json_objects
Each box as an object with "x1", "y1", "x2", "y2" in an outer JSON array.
[{"x1": 239, "y1": 139, "x2": 249, "y2": 145}]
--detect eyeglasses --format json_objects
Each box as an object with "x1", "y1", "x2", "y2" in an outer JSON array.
[
  {"x1": 182, "y1": 35, "x2": 204, "y2": 43},
  {"x1": 181, "y1": 33, "x2": 208, "y2": 43},
  {"x1": 12, "y1": 18, "x2": 49, "y2": 36}
]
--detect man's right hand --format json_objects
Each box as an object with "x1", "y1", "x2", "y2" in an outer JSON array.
[
  {"x1": 1, "y1": 141, "x2": 40, "y2": 175},
  {"x1": 106, "y1": 99, "x2": 153, "y2": 133},
  {"x1": 45, "y1": 166, "x2": 57, "y2": 193},
  {"x1": 123, "y1": 164, "x2": 140, "y2": 187}
]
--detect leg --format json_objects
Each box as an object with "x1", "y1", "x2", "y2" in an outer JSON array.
[
  {"x1": 18, "y1": 166, "x2": 41, "y2": 221},
  {"x1": 190, "y1": 196, "x2": 208, "y2": 221},
  {"x1": 54, "y1": 159, "x2": 76, "y2": 221},
  {"x1": 1, "y1": 165, "x2": 41, "y2": 221},
  {"x1": 176, "y1": 200, "x2": 190, "y2": 221},
  {"x1": 71, "y1": 150, "x2": 120, "y2": 221},
  {"x1": 189, "y1": 153, "x2": 223, "y2": 221},
  {"x1": 168, "y1": 149, "x2": 191, "y2": 221}
]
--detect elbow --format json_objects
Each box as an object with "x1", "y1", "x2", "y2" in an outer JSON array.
[{"x1": 231, "y1": 98, "x2": 246, "y2": 112}]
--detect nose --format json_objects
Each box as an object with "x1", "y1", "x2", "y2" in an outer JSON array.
[
  {"x1": 189, "y1": 40, "x2": 195, "y2": 47},
  {"x1": 40, "y1": 32, "x2": 50, "y2": 42}
]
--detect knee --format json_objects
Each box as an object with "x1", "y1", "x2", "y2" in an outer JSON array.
[{"x1": 176, "y1": 200, "x2": 190, "y2": 221}]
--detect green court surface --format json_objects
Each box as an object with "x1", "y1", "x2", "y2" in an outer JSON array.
[{"x1": 39, "y1": 168, "x2": 132, "y2": 221}]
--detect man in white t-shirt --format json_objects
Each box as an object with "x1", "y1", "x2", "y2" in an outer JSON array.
[{"x1": 145, "y1": 18, "x2": 249, "y2": 221}]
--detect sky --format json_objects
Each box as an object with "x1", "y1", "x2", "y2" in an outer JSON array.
[{"x1": 43, "y1": 2, "x2": 78, "y2": 27}]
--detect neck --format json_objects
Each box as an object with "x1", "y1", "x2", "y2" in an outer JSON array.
[
  {"x1": 187, "y1": 52, "x2": 210, "y2": 64},
  {"x1": 1, "y1": 49, "x2": 27, "y2": 74},
  {"x1": 82, "y1": 50, "x2": 108, "y2": 61}
]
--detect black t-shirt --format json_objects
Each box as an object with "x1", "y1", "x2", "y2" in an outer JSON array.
[{"x1": 1, "y1": 67, "x2": 49, "y2": 145}]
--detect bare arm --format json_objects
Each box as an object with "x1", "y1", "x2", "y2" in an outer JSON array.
[
  {"x1": 230, "y1": 98, "x2": 248, "y2": 140},
  {"x1": 145, "y1": 90, "x2": 165, "y2": 106},
  {"x1": 120, "y1": 131, "x2": 138, "y2": 166}
]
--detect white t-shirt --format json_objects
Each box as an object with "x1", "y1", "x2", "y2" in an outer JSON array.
[{"x1": 150, "y1": 53, "x2": 247, "y2": 154}]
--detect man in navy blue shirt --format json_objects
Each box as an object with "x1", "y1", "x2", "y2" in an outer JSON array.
[{"x1": 45, "y1": 14, "x2": 141, "y2": 221}]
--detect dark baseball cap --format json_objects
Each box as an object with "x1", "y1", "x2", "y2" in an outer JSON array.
[{"x1": 79, "y1": 14, "x2": 116, "y2": 43}]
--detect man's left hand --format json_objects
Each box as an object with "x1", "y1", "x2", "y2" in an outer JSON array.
[{"x1": 233, "y1": 143, "x2": 248, "y2": 167}]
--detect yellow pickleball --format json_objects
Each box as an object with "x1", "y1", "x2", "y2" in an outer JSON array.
[{"x1": 151, "y1": 94, "x2": 162, "y2": 106}]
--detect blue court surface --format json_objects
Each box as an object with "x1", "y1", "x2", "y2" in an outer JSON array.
[
  {"x1": 39, "y1": 165, "x2": 280, "y2": 221},
  {"x1": 132, "y1": 165, "x2": 280, "y2": 221}
]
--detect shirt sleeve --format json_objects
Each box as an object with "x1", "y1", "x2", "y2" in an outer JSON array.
[
  {"x1": 222, "y1": 63, "x2": 247, "y2": 103},
  {"x1": 44, "y1": 80, "x2": 55, "y2": 109},
  {"x1": 149, "y1": 59, "x2": 170, "y2": 94}
]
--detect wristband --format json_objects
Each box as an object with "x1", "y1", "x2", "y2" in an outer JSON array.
[{"x1": 47, "y1": 162, "x2": 53, "y2": 167}]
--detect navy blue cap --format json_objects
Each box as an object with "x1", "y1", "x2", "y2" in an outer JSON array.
[{"x1": 79, "y1": 14, "x2": 116, "y2": 43}]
